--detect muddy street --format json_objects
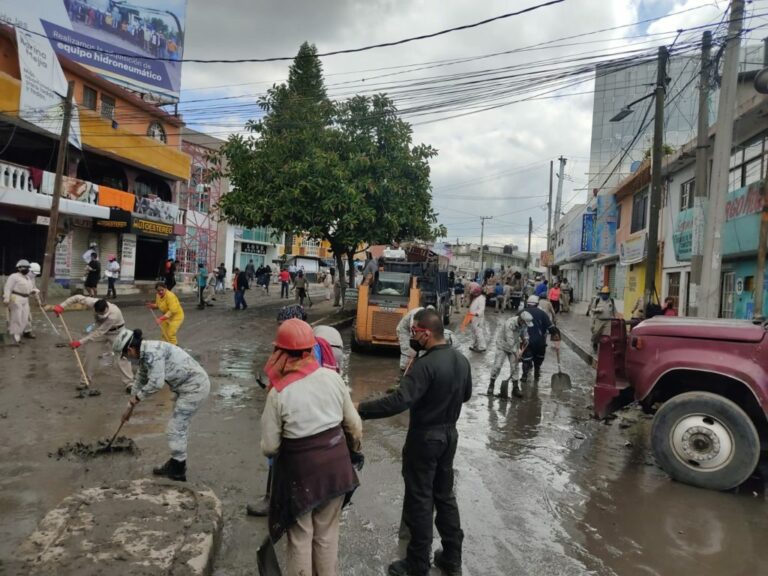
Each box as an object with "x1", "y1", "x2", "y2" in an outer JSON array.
[{"x1": 1, "y1": 300, "x2": 767, "y2": 575}]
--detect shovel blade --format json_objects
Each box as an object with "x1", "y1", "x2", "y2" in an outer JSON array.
[
  {"x1": 257, "y1": 536, "x2": 282, "y2": 576},
  {"x1": 551, "y1": 372, "x2": 572, "y2": 389}
]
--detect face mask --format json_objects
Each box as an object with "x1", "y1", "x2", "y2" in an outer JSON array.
[
  {"x1": 409, "y1": 337, "x2": 425, "y2": 352},
  {"x1": 20, "y1": 269, "x2": 29, "y2": 275},
  {"x1": 600, "y1": 294, "x2": 610, "y2": 301},
  {"x1": 96, "y1": 312, "x2": 109, "y2": 320}
]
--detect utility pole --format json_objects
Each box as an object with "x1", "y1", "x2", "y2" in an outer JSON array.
[
  {"x1": 699, "y1": 0, "x2": 745, "y2": 317},
  {"x1": 554, "y1": 156, "x2": 567, "y2": 226},
  {"x1": 547, "y1": 160, "x2": 554, "y2": 280},
  {"x1": 40, "y1": 81, "x2": 75, "y2": 302},
  {"x1": 644, "y1": 46, "x2": 669, "y2": 310},
  {"x1": 526, "y1": 216, "x2": 533, "y2": 270},
  {"x1": 478, "y1": 216, "x2": 492, "y2": 276},
  {"x1": 688, "y1": 30, "x2": 712, "y2": 318}
]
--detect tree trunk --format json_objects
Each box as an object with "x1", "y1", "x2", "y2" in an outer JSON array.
[
  {"x1": 333, "y1": 252, "x2": 345, "y2": 307},
  {"x1": 347, "y1": 251, "x2": 356, "y2": 294}
]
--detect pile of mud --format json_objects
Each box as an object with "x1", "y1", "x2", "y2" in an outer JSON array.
[{"x1": 50, "y1": 436, "x2": 138, "y2": 460}]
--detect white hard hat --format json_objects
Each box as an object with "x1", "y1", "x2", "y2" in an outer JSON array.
[
  {"x1": 29, "y1": 262, "x2": 41, "y2": 275},
  {"x1": 426, "y1": 305, "x2": 436, "y2": 311},
  {"x1": 526, "y1": 295, "x2": 540, "y2": 306},
  {"x1": 312, "y1": 325, "x2": 343, "y2": 348},
  {"x1": 16, "y1": 259, "x2": 30, "y2": 268},
  {"x1": 112, "y1": 328, "x2": 135, "y2": 355},
  {"x1": 519, "y1": 311, "x2": 534, "y2": 327}
]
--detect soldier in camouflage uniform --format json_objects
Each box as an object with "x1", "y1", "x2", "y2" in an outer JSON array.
[
  {"x1": 487, "y1": 311, "x2": 532, "y2": 399},
  {"x1": 114, "y1": 328, "x2": 210, "y2": 482}
]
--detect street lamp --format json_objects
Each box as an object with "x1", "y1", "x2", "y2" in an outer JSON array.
[{"x1": 609, "y1": 91, "x2": 656, "y2": 122}]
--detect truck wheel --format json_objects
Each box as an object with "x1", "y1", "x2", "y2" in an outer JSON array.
[
  {"x1": 350, "y1": 324, "x2": 362, "y2": 352},
  {"x1": 651, "y1": 392, "x2": 760, "y2": 491}
]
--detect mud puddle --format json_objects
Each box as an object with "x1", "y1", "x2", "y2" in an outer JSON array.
[{"x1": 50, "y1": 436, "x2": 138, "y2": 459}]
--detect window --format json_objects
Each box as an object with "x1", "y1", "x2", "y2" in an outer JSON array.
[
  {"x1": 680, "y1": 179, "x2": 695, "y2": 211},
  {"x1": 301, "y1": 238, "x2": 320, "y2": 257},
  {"x1": 630, "y1": 188, "x2": 648, "y2": 233},
  {"x1": 196, "y1": 188, "x2": 209, "y2": 213},
  {"x1": 721, "y1": 272, "x2": 736, "y2": 318},
  {"x1": 101, "y1": 94, "x2": 116, "y2": 120},
  {"x1": 83, "y1": 86, "x2": 97, "y2": 110}
]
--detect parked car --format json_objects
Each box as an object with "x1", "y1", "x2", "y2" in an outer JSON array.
[{"x1": 594, "y1": 317, "x2": 768, "y2": 491}]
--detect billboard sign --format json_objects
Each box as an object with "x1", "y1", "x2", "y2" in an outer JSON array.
[{"x1": 0, "y1": 0, "x2": 187, "y2": 102}]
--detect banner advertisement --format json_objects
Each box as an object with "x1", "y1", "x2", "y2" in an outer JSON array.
[
  {"x1": 131, "y1": 216, "x2": 174, "y2": 238},
  {"x1": 135, "y1": 195, "x2": 179, "y2": 224},
  {"x1": 55, "y1": 231, "x2": 72, "y2": 277},
  {"x1": 94, "y1": 208, "x2": 131, "y2": 231},
  {"x1": 619, "y1": 233, "x2": 647, "y2": 265},
  {"x1": 15, "y1": 28, "x2": 82, "y2": 148},
  {"x1": 120, "y1": 233, "x2": 136, "y2": 281},
  {"x1": 595, "y1": 195, "x2": 618, "y2": 254},
  {"x1": 1, "y1": 1, "x2": 187, "y2": 102},
  {"x1": 673, "y1": 208, "x2": 694, "y2": 261},
  {"x1": 723, "y1": 180, "x2": 763, "y2": 255},
  {"x1": 39, "y1": 172, "x2": 98, "y2": 203}
]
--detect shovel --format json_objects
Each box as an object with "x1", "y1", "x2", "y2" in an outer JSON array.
[
  {"x1": 35, "y1": 294, "x2": 61, "y2": 336},
  {"x1": 149, "y1": 308, "x2": 171, "y2": 341},
  {"x1": 551, "y1": 340, "x2": 571, "y2": 388},
  {"x1": 257, "y1": 535, "x2": 283, "y2": 576},
  {"x1": 58, "y1": 315, "x2": 101, "y2": 397}
]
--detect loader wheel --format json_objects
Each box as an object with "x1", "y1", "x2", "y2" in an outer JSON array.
[{"x1": 651, "y1": 392, "x2": 760, "y2": 491}]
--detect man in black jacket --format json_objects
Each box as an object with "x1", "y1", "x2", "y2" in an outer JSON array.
[
  {"x1": 234, "y1": 267, "x2": 249, "y2": 310},
  {"x1": 522, "y1": 297, "x2": 560, "y2": 380},
  {"x1": 356, "y1": 308, "x2": 471, "y2": 576}
]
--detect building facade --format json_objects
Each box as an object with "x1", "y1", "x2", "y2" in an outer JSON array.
[{"x1": 0, "y1": 24, "x2": 190, "y2": 290}]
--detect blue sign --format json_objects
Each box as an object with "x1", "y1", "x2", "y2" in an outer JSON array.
[
  {"x1": 582, "y1": 212, "x2": 595, "y2": 252},
  {"x1": 595, "y1": 195, "x2": 617, "y2": 254}
]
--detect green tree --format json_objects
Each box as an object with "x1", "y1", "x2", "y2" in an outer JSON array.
[{"x1": 215, "y1": 42, "x2": 443, "y2": 295}]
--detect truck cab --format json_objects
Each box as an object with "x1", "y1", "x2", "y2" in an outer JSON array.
[{"x1": 594, "y1": 317, "x2": 768, "y2": 491}]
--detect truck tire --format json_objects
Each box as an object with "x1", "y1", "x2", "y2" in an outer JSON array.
[
  {"x1": 651, "y1": 391, "x2": 760, "y2": 491},
  {"x1": 350, "y1": 324, "x2": 362, "y2": 352}
]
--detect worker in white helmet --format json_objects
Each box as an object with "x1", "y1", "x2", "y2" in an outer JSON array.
[{"x1": 3, "y1": 259, "x2": 38, "y2": 344}]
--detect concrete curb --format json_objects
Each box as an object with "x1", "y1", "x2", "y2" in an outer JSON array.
[{"x1": 558, "y1": 325, "x2": 596, "y2": 367}]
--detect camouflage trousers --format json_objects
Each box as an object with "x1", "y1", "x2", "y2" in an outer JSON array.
[{"x1": 167, "y1": 379, "x2": 210, "y2": 462}]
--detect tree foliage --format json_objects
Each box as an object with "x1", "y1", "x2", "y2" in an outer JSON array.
[{"x1": 213, "y1": 42, "x2": 444, "y2": 286}]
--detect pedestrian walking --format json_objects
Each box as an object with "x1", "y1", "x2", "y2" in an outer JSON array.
[
  {"x1": 293, "y1": 270, "x2": 309, "y2": 307},
  {"x1": 147, "y1": 282, "x2": 184, "y2": 345},
  {"x1": 279, "y1": 267, "x2": 291, "y2": 299},
  {"x1": 233, "y1": 267, "x2": 249, "y2": 310},
  {"x1": 215, "y1": 263, "x2": 227, "y2": 293},
  {"x1": 288, "y1": 263, "x2": 297, "y2": 283},
  {"x1": 196, "y1": 263, "x2": 208, "y2": 310},
  {"x1": 106, "y1": 255, "x2": 120, "y2": 299},
  {"x1": 591, "y1": 287, "x2": 616, "y2": 351},
  {"x1": 84, "y1": 252, "x2": 101, "y2": 297},
  {"x1": 453, "y1": 277, "x2": 465, "y2": 310},
  {"x1": 396, "y1": 306, "x2": 425, "y2": 370},
  {"x1": 164, "y1": 258, "x2": 176, "y2": 291},
  {"x1": 534, "y1": 278, "x2": 548, "y2": 298},
  {"x1": 548, "y1": 283, "x2": 562, "y2": 314},
  {"x1": 262, "y1": 265, "x2": 272, "y2": 294},
  {"x1": 356, "y1": 308, "x2": 470, "y2": 576},
  {"x1": 53, "y1": 295, "x2": 133, "y2": 392},
  {"x1": 468, "y1": 283, "x2": 487, "y2": 352},
  {"x1": 488, "y1": 311, "x2": 532, "y2": 398},
  {"x1": 115, "y1": 328, "x2": 210, "y2": 482},
  {"x1": 494, "y1": 282, "x2": 504, "y2": 313},
  {"x1": 322, "y1": 270, "x2": 332, "y2": 300},
  {"x1": 560, "y1": 278, "x2": 571, "y2": 312},
  {"x1": 523, "y1": 296, "x2": 560, "y2": 380},
  {"x1": 3, "y1": 259, "x2": 38, "y2": 345},
  {"x1": 261, "y1": 319, "x2": 362, "y2": 576},
  {"x1": 246, "y1": 259, "x2": 256, "y2": 284}
]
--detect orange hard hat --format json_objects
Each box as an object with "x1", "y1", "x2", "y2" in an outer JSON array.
[{"x1": 274, "y1": 318, "x2": 316, "y2": 350}]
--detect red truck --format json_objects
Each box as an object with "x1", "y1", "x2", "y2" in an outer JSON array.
[{"x1": 594, "y1": 317, "x2": 767, "y2": 491}]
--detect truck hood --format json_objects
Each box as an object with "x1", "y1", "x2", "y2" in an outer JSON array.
[{"x1": 633, "y1": 317, "x2": 766, "y2": 343}]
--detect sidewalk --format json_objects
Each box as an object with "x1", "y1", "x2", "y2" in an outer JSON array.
[{"x1": 555, "y1": 301, "x2": 596, "y2": 366}]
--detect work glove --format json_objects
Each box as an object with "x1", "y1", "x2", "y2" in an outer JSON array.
[
  {"x1": 350, "y1": 451, "x2": 365, "y2": 472},
  {"x1": 53, "y1": 304, "x2": 65, "y2": 316},
  {"x1": 156, "y1": 316, "x2": 167, "y2": 325},
  {"x1": 145, "y1": 302, "x2": 156, "y2": 309},
  {"x1": 31, "y1": 288, "x2": 40, "y2": 295},
  {"x1": 69, "y1": 340, "x2": 82, "y2": 349}
]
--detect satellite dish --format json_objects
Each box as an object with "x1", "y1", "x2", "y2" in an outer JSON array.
[{"x1": 754, "y1": 67, "x2": 768, "y2": 94}]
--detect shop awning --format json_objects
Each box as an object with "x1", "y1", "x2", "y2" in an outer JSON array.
[{"x1": 591, "y1": 253, "x2": 619, "y2": 265}]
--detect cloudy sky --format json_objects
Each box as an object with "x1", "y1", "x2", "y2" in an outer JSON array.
[{"x1": 176, "y1": 0, "x2": 762, "y2": 253}]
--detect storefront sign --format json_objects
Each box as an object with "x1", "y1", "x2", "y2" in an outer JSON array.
[
  {"x1": 36, "y1": 215, "x2": 50, "y2": 226},
  {"x1": 94, "y1": 208, "x2": 131, "y2": 231},
  {"x1": 725, "y1": 181, "x2": 762, "y2": 221},
  {"x1": 135, "y1": 196, "x2": 179, "y2": 224},
  {"x1": 673, "y1": 208, "x2": 694, "y2": 261},
  {"x1": 620, "y1": 233, "x2": 647, "y2": 265},
  {"x1": 723, "y1": 180, "x2": 763, "y2": 255},
  {"x1": 54, "y1": 232, "x2": 72, "y2": 277},
  {"x1": 131, "y1": 217, "x2": 174, "y2": 238},
  {"x1": 581, "y1": 211, "x2": 596, "y2": 252},
  {"x1": 121, "y1": 234, "x2": 136, "y2": 281},
  {"x1": 241, "y1": 243, "x2": 267, "y2": 255}
]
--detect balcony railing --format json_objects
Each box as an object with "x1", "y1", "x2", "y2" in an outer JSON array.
[{"x1": 0, "y1": 161, "x2": 34, "y2": 193}]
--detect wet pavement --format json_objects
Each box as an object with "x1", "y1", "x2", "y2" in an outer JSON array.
[{"x1": 1, "y1": 302, "x2": 767, "y2": 575}]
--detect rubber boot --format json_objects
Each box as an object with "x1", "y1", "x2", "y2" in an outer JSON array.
[
  {"x1": 498, "y1": 380, "x2": 509, "y2": 399},
  {"x1": 486, "y1": 378, "x2": 496, "y2": 396},
  {"x1": 434, "y1": 549, "x2": 463, "y2": 576},
  {"x1": 511, "y1": 380, "x2": 523, "y2": 398},
  {"x1": 153, "y1": 458, "x2": 187, "y2": 482},
  {"x1": 246, "y1": 466, "x2": 273, "y2": 517}
]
